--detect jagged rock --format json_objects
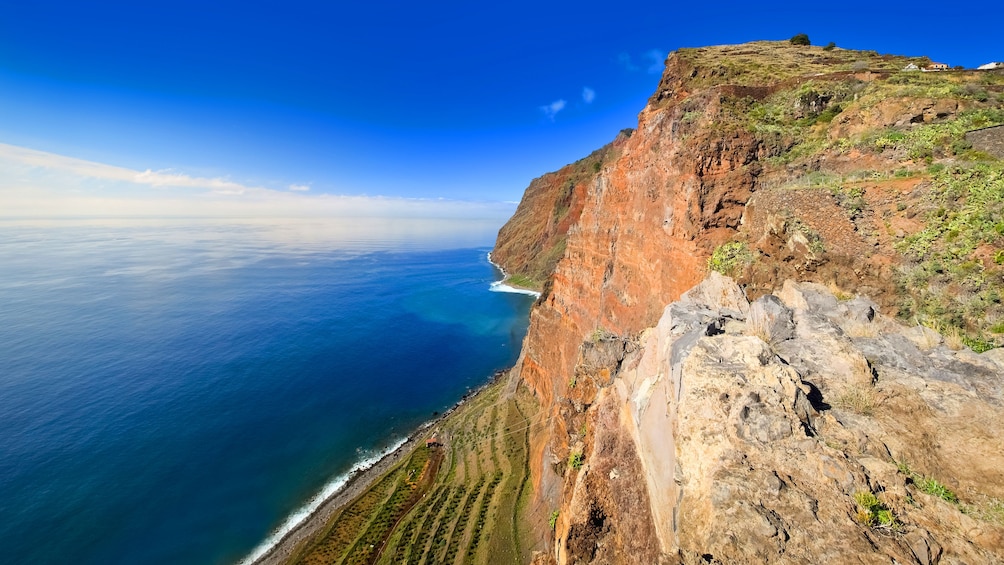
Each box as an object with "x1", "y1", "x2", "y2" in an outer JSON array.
[
  {"x1": 490, "y1": 41, "x2": 1004, "y2": 565},
  {"x1": 904, "y1": 530, "x2": 942, "y2": 565},
  {"x1": 679, "y1": 271, "x2": 751, "y2": 320},
  {"x1": 746, "y1": 294, "x2": 795, "y2": 343},
  {"x1": 558, "y1": 276, "x2": 1004, "y2": 564}
]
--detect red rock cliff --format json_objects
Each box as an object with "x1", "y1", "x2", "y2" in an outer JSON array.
[
  {"x1": 497, "y1": 47, "x2": 783, "y2": 540},
  {"x1": 495, "y1": 41, "x2": 1004, "y2": 563}
]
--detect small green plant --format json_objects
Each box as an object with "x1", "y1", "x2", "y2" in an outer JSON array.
[
  {"x1": 918, "y1": 477, "x2": 959, "y2": 504},
  {"x1": 589, "y1": 327, "x2": 609, "y2": 342},
  {"x1": 822, "y1": 41, "x2": 836, "y2": 51},
  {"x1": 789, "y1": 33, "x2": 810, "y2": 46},
  {"x1": 549, "y1": 510, "x2": 560, "y2": 530},
  {"x1": 708, "y1": 241, "x2": 753, "y2": 277},
  {"x1": 568, "y1": 451, "x2": 584, "y2": 470},
  {"x1": 568, "y1": 376, "x2": 577, "y2": 389},
  {"x1": 854, "y1": 491, "x2": 899, "y2": 530},
  {"x1": 897, "y1": 461, "x2": 960, "y2": 504},
  {"x1": 816, "y1": 103, "x2": 843, "y2": 123},
  {"x1": 592, "y1": 160, "x2": 602, "y2": 173}
]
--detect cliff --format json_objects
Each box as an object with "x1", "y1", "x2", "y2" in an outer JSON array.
[
  {"x1": 494, "y1": 41, "x2": 1004, "y2": 563},
  {"x1": 492, "y1": 132, "x2": 632, "y2": 290}
]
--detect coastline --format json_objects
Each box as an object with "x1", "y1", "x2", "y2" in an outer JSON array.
[
  {"x1": 243, "y1": 369, "x2": 510, "y2": 565},
  {"x1": 486, "y1": 252, "x2": 542, "y2": 298}
]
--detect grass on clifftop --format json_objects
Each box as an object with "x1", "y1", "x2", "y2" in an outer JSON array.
[
  {"x1": 677, "y1": 41, "x2": 928, "y2": 89},
  {"x1": 689, "y1": 46, "x2": 1004, "y2": 347}
]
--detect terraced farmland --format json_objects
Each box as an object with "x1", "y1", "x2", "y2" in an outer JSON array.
[{"x1": 286, "y1": 374, "x2": 538, "y2": 565}]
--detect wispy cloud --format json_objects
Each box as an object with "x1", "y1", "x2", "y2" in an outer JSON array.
[
  {"x1": 582, "y1": 87, "x2": 596, "y2": 104},
  {"x1": 644, "y1": 49, "x2": 666, "y2": 74},
  {"x1": 0, "y1": 142, "x2": 514, "y2": 219},
  {"x1": 539, "y1": 99, "x2": 567, "y2": 121},
  {"x1": 617, "y1": 52, "x2": 638, "y2": 71},
  {"x1": 617, "y1": 49, "x2": 665, "y2": 75},
  {"x1": 0, "y1": 143, "x2": 256, "y2": 193}
]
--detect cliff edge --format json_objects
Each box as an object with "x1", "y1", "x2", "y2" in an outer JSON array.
[{"x1": 494, "y1": 40, "x2": 1004, "y2": 563}]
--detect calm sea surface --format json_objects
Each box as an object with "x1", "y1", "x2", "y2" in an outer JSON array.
[{"x1": 0, "y1": 218, "x2": 534, "y2": 564}]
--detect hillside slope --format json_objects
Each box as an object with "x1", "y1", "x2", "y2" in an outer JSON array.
[{"x1": 494, "y1": 41, "x2": 1004, "y2": 564}]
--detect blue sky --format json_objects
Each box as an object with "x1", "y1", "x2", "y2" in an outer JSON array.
[{"x1": 0, "y1": 0, "x2": 1000, "y2": 217}]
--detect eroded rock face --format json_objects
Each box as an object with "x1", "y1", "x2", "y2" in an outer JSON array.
[
  {"x1": 501, "y1": 50, "x2": 782, "y2": 527},
  {"x1": 496, "y1": 42, "x2": 1004, "y2": 564},
  {"x1": 554, "y1": 276, "x2": 1004, "y2": 564}
]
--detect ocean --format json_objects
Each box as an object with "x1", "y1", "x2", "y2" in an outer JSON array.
[{"x1": 0, "y1": 218, "x2": 535, "y2": 564}]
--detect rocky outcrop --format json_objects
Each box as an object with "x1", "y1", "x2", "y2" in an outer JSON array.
[
  {"x1": 495, "y1": 40, "x2": 1004, "y2": 563},
  {"x1": 555, "y1": 275, "x2": 1004, "y2": 564}
]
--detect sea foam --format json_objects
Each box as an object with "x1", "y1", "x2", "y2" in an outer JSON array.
[
  {"x1": 237, "y1": 437, "x2": 408, "y2": 565},
  {"x1": 486, "y1": 252, "x2": 541, "y2": 298}
]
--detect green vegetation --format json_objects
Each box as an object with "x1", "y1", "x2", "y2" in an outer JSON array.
[
  {"x1": 897, "y1": 461, "x2": 960, "y2": 504},
  {"x1": 918, "y1": 477, "x2": 959, "y2": 503},
  {"x1": 568, "y1": 451, "x2": 584, "y2": 470},
  {"x1": 677, "y1": 42, "x2": 928, "y2": 91},
  {"x1": 829, "y1": 185, "x2": 868, "y2": 220},
  {"x1": 708, "y1": 241, "x2": 753, "y2": 277},
  {"x1": 822, "y1": 42, "x2": 836, "y2": 51},
  {"x1": 288, "y1": 377, "x2": 537, "y2": 565},
  {"x1": 505, "y1": 274, "x2": 538, "y2": 289},
  {"x1": 896, "y1": 162, "x2": 1004, "y2": 347},
  {"x1": 854, "y1": 491, "x2": 899, "y2": 530},
  {"x1": 962, "y1": 497, "x2": 1004, "y2": 526},
  {"x1": 871, "y1": 108, "x2": 1004, "y2": 161},
  {"x1": 549, "y1": 510, "x2": 560, "y2": 530},
  {"x1": 789, "y1": 33, "x2": 810, "y2": 46},
  {"x1": 589, "y1": 327, "x2": 612, "y2": 343}
]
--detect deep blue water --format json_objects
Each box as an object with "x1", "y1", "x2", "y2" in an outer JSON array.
[{"x1": 0, "y1": 218, "x2": 534, "y2": 564}]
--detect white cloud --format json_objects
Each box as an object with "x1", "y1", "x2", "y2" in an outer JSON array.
[
  {"x1": 0, "y1": 142, "x2": 514, "y2": 220},
  {"x1": 617, "y1": 50, "x2": 665, "y2": 74},
  {"x1": 582, "y1": 87, "x2": 596, "y2": 104},
  {"x1": 616, "y1": 52, "x2": 638, "y2": 71},
  {"x1": 540, "y1": 99, "x2": 567, "y2": 121},
  {"x1": 645, "y1": 49, "x2": 666, "y2": 74}
]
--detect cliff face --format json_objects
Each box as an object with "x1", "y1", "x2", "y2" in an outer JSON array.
[
  {"x1": 495, "y1": 41, "x2": 1004, "y2": 563},
  {"x1": 492, "y1": 134, "x2": 630, "y2": 290},
  {"x1": 562, "y1": 275, "x2": 1004, "y2": 564}
]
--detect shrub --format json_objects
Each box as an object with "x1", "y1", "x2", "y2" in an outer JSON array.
[
  {"x1": 854, "y1": 491, "x2": 899, "y2": 529},
  {"x1": 568, "y1": 451, "x2": 584, "y2": 470},
  {"x1": 823, "y1": 42, "x2": 836, "y2": 51},
  {"x1": 817, "y1": 103, "x2": 843, "y2": 123},
  {"x1": 789, "y1": 33, "x2": 811, "y2": 46},
  {"x1": 549, "y1": 510, "x2": 560, "y2": 530},
  {"x1": 708, "y1": 241, "x2": 753, "y2": 277}
]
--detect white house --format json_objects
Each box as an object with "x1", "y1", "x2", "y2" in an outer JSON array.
[
  {"x1": 978, "y1": 62, "x2": 1003, "y2": 70},
  {"x1": 903, "y1": 63, "x2": 920, "y2": 71}
]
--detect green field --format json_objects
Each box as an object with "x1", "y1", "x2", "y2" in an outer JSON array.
[{"x1": 286, "y1": 375, "x2": 538, "y2": 565}]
